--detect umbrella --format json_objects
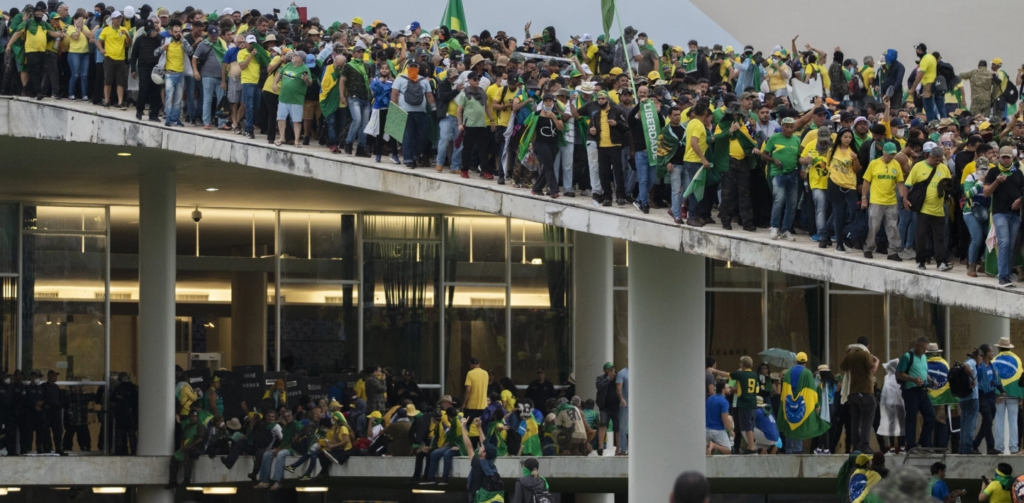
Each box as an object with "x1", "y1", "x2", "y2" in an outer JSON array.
[{"x1": 758, "y1": 348, "x2": 797, "y2": 368}]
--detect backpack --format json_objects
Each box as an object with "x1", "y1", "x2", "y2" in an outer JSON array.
[
  {"x1": 1004, "y1": 80, "x2": 1020, "y2": 106},
  {"x1": 907, "y1": 164, "x2": 938, "y2": 213},
  {"x1": 842, "y1": 208, "x2": 869, "y2": 250},
  {"x1": 948, "y1": 362, "x2": 973, "y2": 398},
  {"x1": 400, "y1": 75, "x2": 425, "y2": 106},
  {"x1": 532, "y1": 489, "x2": 554, "y2": 503},
  {"x1": 482, "y1": 473, "x2": 504, "y2": 492}
]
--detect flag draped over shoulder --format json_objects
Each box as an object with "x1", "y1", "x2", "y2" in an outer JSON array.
[
  {"x1": 517, "y1": 102, "x2": 567, "y2": 162},
  {"x1": 927, "y1": 356, "x2": 957, "y2": 405},
  {"x1": 653, "y1": 123, "x2": 680, "y2": 179},
  {"x1": 777, "y1": 365, "x2": 830, "y2": 440},
  {"x1": 319, "y1": 67, "x2": 341, "y2": 117},
  {"x1": 518, "y1": 410, "x2": 543, "y2": 456},
  {"x1": 441, "y1": 0, "x2": 468, "y2": 33},
  {"x1": 252, "y1": 42, "x2": 272, "y2": 67},
  {"x1": 994, "y1": 350, "x2": 1024, "y2": 398}
]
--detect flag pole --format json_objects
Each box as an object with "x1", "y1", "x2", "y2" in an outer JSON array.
[{"x1": 612, "y1": 5, "x2": 637, "y2": 97}]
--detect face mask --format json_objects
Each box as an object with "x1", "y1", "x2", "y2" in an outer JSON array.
[
  {"x1": 895, "y1": 128, "x2": 906, "y2": 138},
  {"x1": 499, "y1": 79, "x2": 507, "y2": 87},
  {"x1": 3, "y1": 378, "x2": 9, "y2": 384},
  {"x1": 33, "y1": 378, "x2": 41, "y2": 385},
  {"x1": 543, "y1": 104, "x2": 553, "y2": 112},
  {"x1": 527, "y1": 89, "x2": 536, "y2": 98},
  {"x1": 637, "y1": 38, "x2": 646, "y2": 46}
]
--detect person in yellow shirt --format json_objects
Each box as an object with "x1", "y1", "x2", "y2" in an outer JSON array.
[
  {"x1": 15, "y1": 3, "x2": 62, "y2": 99},
  {"x1": 97, "y1": 10, "x2": 132, "y2": 107},
  {"x1": 463, "y1": 357, "x2": 489, "y2": 448},
  {"x1": 903, "y1": 146, "x2": 952, "y2": 270},
  {"x1": 588, "y1": 90, "x2": 628, "y2": 206},
  {"x1": 671, "y1": 102, "x2": 710, "y2": 225},
  {"x1": 237, "y1": 34, "x2": 264, "y2": 138},
  {"x1": 800, "y1": 128, "x2": 833, "y2": 246},
  {"x1": 66, "y1": 12, "x2": 94, "y2": 100},
  {"x1": 826, "y1": 129, "x2": 861, "y2": 253},
  {"x1": 910, "y1": 43, "x2": 941, "y2": 121},
  {"x1": 155, "y1": 20, "x2": 194, "y2": 127},
  {"x1": 38, "y1": 12, "x2": 65, "y2": 98},
  {"x1": 861, "y1": 143, "x2": 907, "y2": 260}
]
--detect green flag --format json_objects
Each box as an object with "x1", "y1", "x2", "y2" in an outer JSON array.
[
  {"x1": 601, "y1": 0, "x2": 615, "y2": 39},
  {"x1": 441, "y1": 0, "x2": 468, "y2": 33},
  {"x1": 776, "y1": 366, "x2": 830, "y2": 440},
  {"x1": 639, "y1": 100, "x2": 661, "y2": 167}
]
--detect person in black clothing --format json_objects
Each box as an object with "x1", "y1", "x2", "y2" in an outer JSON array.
[
  {"x1": 394, "y1": 370, "x2": 423, "y2": 409},
  {"x1": 13, "y1": 370, "x2": 30, "y2": 455},
  {"x1": 41, "y1": 370, "x2": 64, "y2": 455},
  {"x1": 0, "y1": 372, "x2": 15, "y2": 456},
  {"x1": 21, "y1": 370, "x2": 44, "y2": 453},
  {"x1": 595, "y1": 362, "x2": 620, "y2": 456},
  {"x1": 524, "y1": 368, "x2": 556, "y2": 415},
  {"x1": 130, "y1": 19, "x2": 163, "y2": 121},
  {"x1": 627, "y1": 85, "x2": 666, "y2": 213},
  {"x1": 531, "y1": 94, "x2": 565, "y2": 198},
  {"x1": 983, "y1": 146, "x2": 1024, "y2": 286},
  {"x1": 112, "y1": 372, "x2": 138, "y2": 455},
  {"x1": 588, "y1": 90, "x2": 630, "y2": 206}
]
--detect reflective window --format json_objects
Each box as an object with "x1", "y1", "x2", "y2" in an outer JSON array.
[
  {"x1": 1, "y1": 278, "x2": 16, "y2": 373},
  {"x1": 889, "y1": 296, "x2": 945, "y2": 361},
  {"x1": 444, "y1": 285, "x2": 507, "y2": 393},
  {"x1": 511, "y1": 244, "x2": 572, "y2": 386},
  {"x1": 706, "y1": 291, "x2": 762, "y2": 368},
  {"x1": 445, "y1": 217, "x2": 507, "y2": 284},
  {"x1": 831, "y1": 292, "x2": 886, "y2": 383},
  {"x1": 613, "y1": 289, "x2": 628, "y2": 370},
  {"x1": 766, "y1": 271, "x2": 824, "y2": 369},
  {"x1": 24, "y1": 206, "x2": 104, "y2": 232},
  {"x1": 707, "y1": 259, "x2": 761, "y2": 289},
  {"x1": 0, "y1": 204, "x2": 17, "y2": 274}
]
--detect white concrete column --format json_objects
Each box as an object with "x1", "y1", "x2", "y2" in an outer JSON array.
[
  {"x1": 573, "y1": 232, "x2": 613, "y2": 402},
  {"x1": 137, "y1": 168, "x2": 176, "y2": 503},
  {"x1": 628, "y1": 243, "x2": 705, "y2": 503},
  {"x1": 970, "y1": 311, "x2": 1011, "y2": 454}
]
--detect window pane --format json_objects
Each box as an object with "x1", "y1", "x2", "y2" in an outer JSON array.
[
  {"x1": 706, "y1": 259, "x2": 761, "y2": 289},
  {"x1": 197, "y1": 209, "x2": 275, "y2": 258},
  {"x1": 23, "y1": 233, "x2": 106, "y2": 379},
  {"x1": 24, "y1": 206, "x2": 105, "y2": 232},
  {"x1": 110, "y1": 206, "x2": 139, "y2": 256},
  {"x1": 281, "y1": 285, "x2": 358, "y2": 375},
  {"x1": 281, "y1": 213, "x2": 356, "y2": 281},
  {"x1": 707, "y1": 291, "x2": 762, "y2": 367},
  {"x1": 613, "y1": 289, "x2": 628, "y2": 370},
  {"x1": 766, "y1": 271, "x2": 824, "y2": 370},
  {"x1": 362, "y1": 235, "x2": 440, "y2": 384},
  {"x1": 444, "y1": 285, "x2": 507, "y2": 394},
  {"x1": 510, "y1": 219, "x2": 568, "y2": 243},
  {"x1": 0, "y1": 204, "x2": 17, "y2": 274},
  {"x1": 890, "y1": 296, "x2": 944, "y2": 361},
  {"x1": 175, "y1": 209, "x2": 198, "y2": 257},
  {"x1": 613, "y1": 239, "x2": 627, "y2": 288},
  {"x1": 511, "y1": 245, "x2": 572, "y2": 386},
  {"x1": 831, "y1": 293, "x2": 886, "y2": 384},
  {"x1": 445, "y1": 217, "x2": 507, "y2": 284},
  {"x1": 1, "y1": 278, "x2": 16, "y2": 373}
]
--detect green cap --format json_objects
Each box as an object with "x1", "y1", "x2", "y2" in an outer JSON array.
[
  {"x1": 603, "y1": 362, "x2": 614, "y2": 370},
  {"x1": 883, "y1": 142, "x2": 898, "y2": 154},
  {"x1": 596, "y1": 90, "x2": 610, "y2": 99}
]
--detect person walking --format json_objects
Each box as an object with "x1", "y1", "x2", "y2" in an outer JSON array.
[
  {"x1": 896, "y1": 337, "x2": 935, "y2": 451},
  {"x1": 840, "y1": 336, "x2": 879, "y2": 453},
  {"x1": 730, "y1": 356, "x2": 760, "y2": 454}
]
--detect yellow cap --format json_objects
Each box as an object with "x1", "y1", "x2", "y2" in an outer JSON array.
[
  {"x1": 993, "y1": 58, "x2": 1003, "y2": 65},
  {"x1": 609, "y1": 67, "x2": 623, "y2": 76},
  {"x1": 673, "y1": 46, "x2": 683, "y2": 53},
  {"x1": 796, "y1": 352, "x2": 808, "y2": 363},
  {"x1": 368, "y1": 410, "x2": 382, "y2": 419},
  {"x1": 724, "y1": 46, "x2": 734, "y2": 54},
  {"x1": 647, "y1": 70, "x2": 661, "y2": 81},
  {"x1": 371, "y1": 19, "x2": 382, "y2": 27},
  {"x1": 856, "y1": 454, "x2": 871, "y2": 466},
  {"x1": 980, "y1": 121, "x2": 992, "y2": 130},
  {"x1": 351, "y1": 17, "x2": 363, "y2": 25}
]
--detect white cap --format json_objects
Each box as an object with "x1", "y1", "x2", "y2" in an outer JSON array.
[
  {"x1": 221, "y1": 7, "x2": 234, "y2": 16},
  {"x1": 245, "y1": 34, "x2": 257, "y2": 44},
  {"x1": 419, "y1": 33, "x2": 431, "y2": 39},
  {"x1": 354, "y1": 39, "x2": 367, "y2": 51},
  {"x1": 110, "y1": 10, "x2": 122, "y2": 18},
  {"x1": 580, "y1": 33, "x2": 592, "y2": 43},
  {"x1": 123, "y1": 5, "x2": 135, "y2": 18},
  {"x1": 580, "y1": 63, "x2": 592, "y2": 75},
  {"x1": 922, "y1": 141, "x2": 938, "y2": 151}
]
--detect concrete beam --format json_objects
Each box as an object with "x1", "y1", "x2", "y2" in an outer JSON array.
[{"x1": 2, "y1": 97, "x2": 1023, "y2": 320}]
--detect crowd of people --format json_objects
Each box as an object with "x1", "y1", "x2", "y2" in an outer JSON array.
[
  {"x1": 706, "y1": 335, "x2": 1024, "y2": 463},
  {"x1": 3, "y1": 4, "x2": 1024, "y2": 285}
]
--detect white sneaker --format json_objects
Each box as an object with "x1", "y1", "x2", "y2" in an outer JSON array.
[
  {"x1": 780, "y1": 231, "x2": 796, "y2": 241},
  {"x1": 254, "y1": 483, "x2": 269, "y2": 489},
  {"x1": 769, "y1": 228, "x2": 780, "y2": 240}
]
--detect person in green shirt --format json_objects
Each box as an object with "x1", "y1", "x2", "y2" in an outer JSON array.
[
  {"x1": 729, "y1": 356, "x2": 760, "y2": 455},
  {"x1": 272, "y1": 50, "x2": 312, "y2": 147},
  {"x1": 895, "y1": 337, "x2": 935, "y2": 451},
  {"x1": 256, "y1": 409, "x2": 303, "y2": 490},
  {"x1": 761, "y1": 117, "x2": 803, "y2": 241},
  {"x1": 166, "y1": 409, "x2": 207, "y2": 488}
]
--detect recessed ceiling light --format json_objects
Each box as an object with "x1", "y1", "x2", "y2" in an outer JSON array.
[
  {"x1": 205, "y1": 188, "x2": 219, "y2": 192},
  {"x1": 6, "y1": 488, "x2": 20, "y2": 492},
  {"x1": 202, "y1": 487, "x2": 237, "y2": 495},
  {"x1": 185, "y1": 487, "x2": 203, "y2": 491},
  {"x1": 296, "y1": 487, "x2": 328, "y2": 492},
  {"x1": 117, "y1": 153, "x2": 131, "y2": 157},
  {"x1": 92, "y1": 487, "x2": 126, "y2": 494}
]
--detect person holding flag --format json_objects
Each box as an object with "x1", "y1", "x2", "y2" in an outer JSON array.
[
  {"x1": 993, "y1": 337, "x2": 1022, "y2": 454},
  {"x1": 925, "y1": 343, "x2": 957, "y2": 450},
  {"x1": 716, "y1": 101, "x2": 759, "y2": 231},
  {"x1": 776, "y1": 352, "x2": 830, "y2": 453}
]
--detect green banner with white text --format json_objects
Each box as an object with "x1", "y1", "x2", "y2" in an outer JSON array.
[{"x1": 640, "y1": 100, "x2": 661, "y2": 166}]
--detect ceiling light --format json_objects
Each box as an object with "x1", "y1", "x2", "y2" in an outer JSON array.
[
  {"x1": 52, "y1": 488, "x2": 71, "y2": 490},
  {"x1": 5, "y1": 488, "x2": 19, "y2": 492},
  {"x1": 202, "y1": 487, "x2": 237, "y2": 495},
  {"x1": 186, "y1": 487, "x2": 203, "y2": 491},
  {"x1": 295, "y1": 487, "x2": 328, "y2": 493},
  {"x1": 0, "y1": 488, "x2": 7, "y2": 496},
  {"x1": 117, "y1": 153, "x2": 131, "y2": 157},
  {"x1": 92, "y1": 487, "x2": 126, "y2": 494},
  {"x1": 530, "y1": 258, "x2": 544, "y2": 265},
  {"x1": 413, "y1": 489, "x2": 446, "y2": 494},
  {"x1": 205, "y1": 188, "x2": 219, "y2": 192}
]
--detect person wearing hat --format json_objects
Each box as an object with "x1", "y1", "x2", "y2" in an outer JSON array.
[
  {"x1": 894, "y1": 337, "x2": 936, "y2": 451},
  {"x1": 992, "y1": 337, "x2": 1023, "y2": 454},
  {"x1": 982, "y1": 145, "x2": 1024, "y2": 286},
  {"x1": 587, "y1": 89, "x2": 629, "y2": 206},
  {"x1": 760, "y1": 116, "x2": 802, "y2": 240},
  {"x1": 525, "y1": 368, "x2": 557, "y2": 416},
  {"x1": 961, "y1": 142, "x2": 995, "y2": 277},
  {"x1": 595, "y1": 362, "x2": 621, "y2": 455},
  {"x1": 97, "y1": 8, "x2": 131, "y2": 108},
  {"x1": 861, "y1": 141, "x2": 907, "y2": 260},
  {"x1": 455, "y1": 70, "x2": 498, "y2": 180},
  {"x1": 340, "y1": 38, "x2": 373, "y2": 156},
  {"x1": 959, "y1": 60, "x2": 996, "y2": 116},
  {"x1": 752, "y1": 395, "x2": 779, "y2": 454},
  {"x1": 192, "y1": 23, "x2": 229, "y2": 129},
  {"x1": 903, "y1": 144, "x2": 953, "y2": 270},
  {"x1": 910, "y1": 43, "x2": 941, "y2": 122},
  {"x1": 391, "y1": 59, "x2": 436, "y2": 168},
  {"x1": 165, "y1": 408, "x2": 207, "y2": 488},
  {"x1": 715, "y1": 93, "x2": 758, "y2": 231},
  {"x1": 777, "y1": 352, "x2": 828, "y2": 453},
  {"x1": 237, "y1": 33, "x2": 264, "y2": 139},
  {"x1": 847, "y1": 453, "x2": 882, "y2": 503},
  {"x1": 272, "y1": 49, "x2": 312, "y2": 147},
  {"x1": 512, "y1": 457, "x2": 549, "y2": 501}
]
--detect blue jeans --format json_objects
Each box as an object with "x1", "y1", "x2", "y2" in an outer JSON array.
[
  {"x1": 242, "y1": 83, "x2": 261, "y2": 133},
  {"x1": 784, "y1": 439, "x2": 803, "y2": 454},
  {"x1": 326, "y1": 108, "x2": 350, "y2": 147},
  {"x1": 258, "y1": 449, "x2": 290, "y2": 483},
  {"x1": 635, "y1": 151, "x2": 657, "y2": 205},
  {"x1": 964, "y1": 211, "x2": 986, "y2": 264},
  {"x1": 623, "y1": 147, "x2": 637, "y2": 196},
  {"x1": 619, "y1": 406, "x2": 629, "y2": 453},
  {"x1": 184, "y1": 75, "x2": 200, "y2": 122},
  {"x1": 163, "y1": 72, "x2": 184, "y2": 124},
  {"x1": 975, "y1": 392, "x2": 997, "y2": 452},
  {"x1": 923, "y1": 90, "x2": 943, "y2": 122},
  {"x1": 555, "y1": 142, "x2": 574, "y2": 191},
  {"x1": 402, "y1": 111, "x2": 430, "y2": 166},
  {"x1": 812, "y1": 189, "x2": 829, "y2": 237},
  {"x1": 896, "y1": 191, "x2": 917, "y2": 250},
  {"x1": 670, "y1": 162, "x2": 703, "y2": 219},
  {"x1": 959, "y1": 398, "x2": 979, "y2": 454},
  {"x1": 771, "y1": 171, "x2": 799, "y2": 231},
  {"x1": 436, "y1": 116, "x2": 462, "y2": 170},
  {"x1": 425, "y1": 446, "x2": 458, "y2": 481},
  {"x1": 993, "y1": 212, "x2": 1021, "y2": 281},
  {"x1": 67, "y1": 52, "x2": 89, "y2": 97},
  {"x1": 345, "y1": 96, "x2": 371, "y2": 147},
  {"x1": 201, "y1": 77, "x2": 224, "y2": 127},
  {"x1": 995, "y1": 397, "x2": 1020, "y2": 453},
  {"x1": 902, "y1": 387, "x2": 935, "y2": 449}
]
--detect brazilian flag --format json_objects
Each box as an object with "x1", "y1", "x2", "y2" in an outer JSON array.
[
  {"x1": 776, "y1": 366, "x2": 830, "y2": 440},
  {"x1": 994, "y1": 350, "x2": 1024, "y2": 399},
  {"x1": 848, "y1": 467, "x2": 882, "y2": 503},
  {"x1": 519, "y1": 410, "x2": 543, "y2": 456},
  {"x1": 927, "y1": 356, "x2": 958, "y2": 405},
  {"x1": 474, "y1": 488, "x2": 504, "y2": 503},
  {"x1": 486, "y1": 422, "x2": 508, "y2": 456}
]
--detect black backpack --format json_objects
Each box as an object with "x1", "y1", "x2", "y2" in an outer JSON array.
[
  {"x1": 907, "y1": 165, "x2": 938, "y2": 212},
  {"x1": 532, "y1": 489, "x2": 554, "y2": 503},
  {"x1": 948, "y1": 361, "x2": 972, "y2": 398},
  {"x1": 400, "y1": 75, "x2": 425, "y2": 106},
  {"x1": 482, "y1": 473, "x2": 504, "y2": 492}
]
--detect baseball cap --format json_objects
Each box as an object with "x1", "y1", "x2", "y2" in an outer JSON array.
[
  {"x1": 993, "y1": 57, "x2": 1004, "y2": 65},
  {"x1": 410, "y1": 21, "x2": 420, "y2": 31},
  {"x1": 795, "y1": 352, "x2": 808, "y2": 363},
  {"x1": 1000, "y1": 145, "x2": 1015, "y2": 157},
  {"x1": 609, "y1": 67, "x2": 623, "y2": 76},
  {"x1": 352, "y1": 16, "x2": 363, "y2": 25},
  {"x1": 245, "y1": 34, "x2": 257, "y2": 44},
  {"x1": 354, "y1": 39, "x2": 368, "y2": 51},
  {"x1": 207, "y1": 25, "x2": 220, "y2": 37},
  {"x1": 211, "y1": 376, "x2": 221, "y2": 382},
  {"x1": 883, "y1": 143, "x2": 898, "y2": 154},
  {"x1": 813, "y1": 107, "x2": 828, "y2": 116},
  {"x1": 603, "y1": 362, "x2": 614, "y2": 370},
  {"x1": 781, "y1": 117, "x2": 795, "y2": 125},
  {"x1": 305, "y1": 54, "x2": 316, "y2": 68},
  {"x1": 110, "y1": 10, "x2": 122, "y2": 18},
  {"x1": 922, "y1": 141, "x2": 938, "y2": 151}
]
